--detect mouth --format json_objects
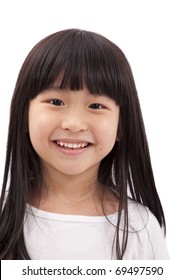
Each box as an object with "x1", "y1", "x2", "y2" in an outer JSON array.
[{"x1": 54, "y1": 140, "x2": 91, "y2": 149}]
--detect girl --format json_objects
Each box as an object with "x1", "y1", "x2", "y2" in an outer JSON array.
[{"x1": 0, "y1": 29, "x2": 169, "y2": 260}]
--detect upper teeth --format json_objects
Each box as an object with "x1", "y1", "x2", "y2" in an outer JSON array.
[{"x1": 56, "y1": 141, "x2": 88, "y2": 149}]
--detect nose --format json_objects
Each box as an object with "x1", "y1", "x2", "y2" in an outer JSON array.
[{"x1": 60, "y1": 110, "x2": 88, "y2": 133}]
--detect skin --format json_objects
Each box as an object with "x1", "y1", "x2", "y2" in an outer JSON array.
[{"x1": 28, "y1": 87, "x2": 120, "y2": 215}]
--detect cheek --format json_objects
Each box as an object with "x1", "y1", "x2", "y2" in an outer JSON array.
[
  {"x1": 95, "y1": 119, "x2": 119, "y2": 150},
  {"x1": 28, "y1": 108, "x2": 54, "y2": 150}
]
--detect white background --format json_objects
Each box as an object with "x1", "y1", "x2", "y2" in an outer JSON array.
[{"x1": 0, "y1": 0, "x2": 183, "y2": 261}]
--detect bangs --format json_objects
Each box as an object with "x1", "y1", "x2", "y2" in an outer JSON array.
[{"x1": 27, "y1": 29, "x2": 128, "y2": 105}]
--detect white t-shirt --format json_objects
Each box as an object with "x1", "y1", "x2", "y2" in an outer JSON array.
[{"x1": 24, "y1": 199, "x2": 169, "y2": 260}]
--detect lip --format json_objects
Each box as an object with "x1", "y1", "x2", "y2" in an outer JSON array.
[{"x1": 52, "y1": 139, "x2": 92, "y2": 156}]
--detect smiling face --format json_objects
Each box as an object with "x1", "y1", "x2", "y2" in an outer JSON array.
[{"x1": 28, "y1": 88, "x2": 119, "y2": 183}]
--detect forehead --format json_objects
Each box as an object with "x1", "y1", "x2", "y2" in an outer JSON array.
[{"x1": 26, "y1": 30, "x2": 127, "y2": 106}]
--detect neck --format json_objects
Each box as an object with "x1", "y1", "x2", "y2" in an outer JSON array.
[
  {"x1": 32, "y1": 163, "x2": 106, "y2": 215},
  {"x1": 44, "y1": 162, "x2": 100, "y2": 196}
]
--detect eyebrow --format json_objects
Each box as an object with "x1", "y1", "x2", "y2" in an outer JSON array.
[
  {"x1": 48, "y1": 86, "x2": 64, "y2": 91},
  {"x1": 40, "y1": 86, "x2": 66, "y2": 95},
  {"x1": 43, "y1": 86, "x2": 106, "y2": 98}
]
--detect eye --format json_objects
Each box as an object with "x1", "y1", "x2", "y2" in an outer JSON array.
[
  {"x1": 89, "y1": 103, "x2": 104, "y2": 110},
  {"x1": 49, "y1": 99, "x2": 64, "y2": 106}
]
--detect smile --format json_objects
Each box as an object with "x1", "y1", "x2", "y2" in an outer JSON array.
[
  {"x1": 56, "y1": 141, "x2": 89, "y2": 149},
  {"x1": 53, "y1": 140, "x2": 92, "y2": 156}
]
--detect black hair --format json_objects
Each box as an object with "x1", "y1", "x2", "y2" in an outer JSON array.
[{"x1": 0, "y1": 29, "x2": 166, "y2": 259}]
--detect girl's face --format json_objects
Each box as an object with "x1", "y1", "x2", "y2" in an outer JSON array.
[{"x1": 28, "y1": 88, "x2": 119, "y2": 180}]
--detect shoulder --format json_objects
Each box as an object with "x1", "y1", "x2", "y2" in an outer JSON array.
[
  {"x1": 126, "y1": 199, "x2": 169, "y2": 259},
  {"x1": 127, "y1": 198, "x2": 164, "y2": 237},
  {"x1": 127, "y1": 199, "x2": 158, "y2": 231}
]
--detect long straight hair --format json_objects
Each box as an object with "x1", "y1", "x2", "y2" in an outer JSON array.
[{"x1": 0, "y1": 29, "x2": 166, "y2": 259}]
